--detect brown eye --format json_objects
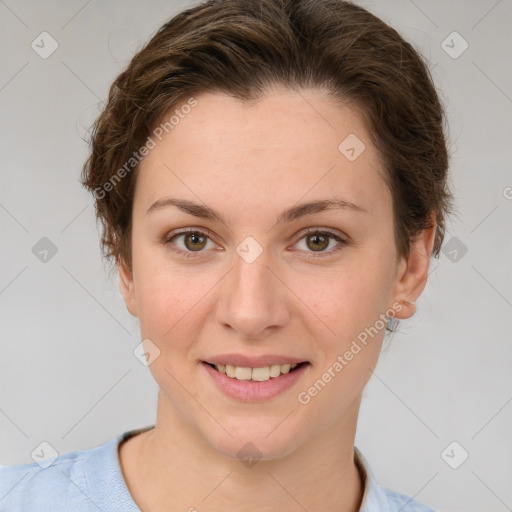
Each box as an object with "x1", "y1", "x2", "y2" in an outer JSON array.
[
  {"x1": 183, "y1": 232, "x2": 208, "y2": 251},
  {"x1": 293, "y1": 229, "x2": 347, "y2": 258},
  {"x1": 305, "y1": 233, "x2": 330, "y2": 252},
  {"x1": 163, "y1": 228, "x2": 216, "y2": 258}
]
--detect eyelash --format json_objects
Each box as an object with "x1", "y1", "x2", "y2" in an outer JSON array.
[{"x1": 162, "y1": 227, "x2": 347, "y2": 259}]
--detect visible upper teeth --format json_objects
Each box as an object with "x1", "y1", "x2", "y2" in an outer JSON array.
[{"x1": 215, "y1": 363, "x2": 299, "y2": 381}]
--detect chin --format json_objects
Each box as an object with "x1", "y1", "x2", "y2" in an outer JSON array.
[{"x1": 204, "y1": 419, "x2": 305, "y2": 463}]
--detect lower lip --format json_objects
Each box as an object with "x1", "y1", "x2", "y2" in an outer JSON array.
[{"x1": 202, "y1": 362, "x2": 311, "y2": 402}]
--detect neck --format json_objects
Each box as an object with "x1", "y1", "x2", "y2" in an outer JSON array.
[{"x1": 120, "y1": 393, "x2": 364, "y2": 512}]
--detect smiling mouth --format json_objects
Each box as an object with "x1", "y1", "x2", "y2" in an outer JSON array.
[{"x1": 203, "y1": 361, "x2": 310, "y2": 382}]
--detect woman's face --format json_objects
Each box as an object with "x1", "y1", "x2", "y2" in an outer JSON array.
[{"x1": 120, "y1": 88, "x2": 429, "y2": 460}]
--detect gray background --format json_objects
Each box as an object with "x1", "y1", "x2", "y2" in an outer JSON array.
[{"x1": 0, "y1": 1, "x2": 511, "y2": 511}]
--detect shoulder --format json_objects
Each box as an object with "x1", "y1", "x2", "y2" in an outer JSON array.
[
  {"x1": 377, "y1": 485, "x2": 436, "y2": 511},
  {"x1": 355, "y1": 447, "x2": 436, "y2": 512},
  {"x1": 0, "y1": 446, "x2": 96, "y2": 511},
  {"x1": 0, "y1": 432, "x2": 137, "y2": 512}
]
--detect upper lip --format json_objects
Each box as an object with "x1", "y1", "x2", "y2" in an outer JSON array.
[{"x1": 203, "y1": 354, "x2": 309, "y2": 368}]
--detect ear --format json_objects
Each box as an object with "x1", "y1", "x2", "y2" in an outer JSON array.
[
  {"x1": 118, "y1": 259, "x2": 138, "y2": 317},
  {"x1": 390, "y1": 212, "x2": 437, "y2": 320}
]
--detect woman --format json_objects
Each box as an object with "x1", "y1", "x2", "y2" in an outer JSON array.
[{"x1": 0, "y1": 0, "x2": 453, "y2": 510}]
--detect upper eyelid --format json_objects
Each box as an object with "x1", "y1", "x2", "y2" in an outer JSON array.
[{"x1": 165, "y1": 227, "x2": 217, "y2": 243}]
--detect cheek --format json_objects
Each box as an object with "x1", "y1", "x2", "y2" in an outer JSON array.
[
  {"x1": 295, "y1": 271, "x2": 386, "y2": 414},
  {"x1": 135, "y1": 269, "x2": 196, "y2": 337},
  {"x1": 294, "y1": 261, "x2": 388, "y2": 346},
  {"x1": 132, "y1": 250, "x2": 220, "y2": 354},
  {"x1": 132, "y1": 237, "x2": 182, "y2": 326}
]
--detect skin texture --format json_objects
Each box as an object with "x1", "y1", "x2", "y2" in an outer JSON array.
[{"x1": 117, "y1": 88, "x2": 436, "y2": 511}]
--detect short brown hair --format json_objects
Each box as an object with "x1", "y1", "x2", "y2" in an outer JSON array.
[{"x1": 81, "y1": 0, "x2": 455, "y2": 271}]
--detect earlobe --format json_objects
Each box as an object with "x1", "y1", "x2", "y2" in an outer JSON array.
[
  {"x1": 118, "y1": 260, "x2": 138, "y2": 317},
  {"x1": 390, "y1": 213, "x2": 437, "y2": 319}
]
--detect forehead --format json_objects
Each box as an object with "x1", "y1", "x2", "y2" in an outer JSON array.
[{"x1": 136, "y1": 89, "x2": 390, "y2": 220}]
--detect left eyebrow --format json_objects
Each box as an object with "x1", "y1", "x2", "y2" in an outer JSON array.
[{"x1": 146, "y1": 197, "x2": 369, "y2": 224}]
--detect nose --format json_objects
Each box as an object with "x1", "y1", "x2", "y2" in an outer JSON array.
[{"x1": 216, "y1": 246, "x2": 290, "y2": 340}]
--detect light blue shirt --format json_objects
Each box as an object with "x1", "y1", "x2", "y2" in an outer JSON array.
[{"x1": 0, "y1": 425, "x2": 434, "y2": 511}]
